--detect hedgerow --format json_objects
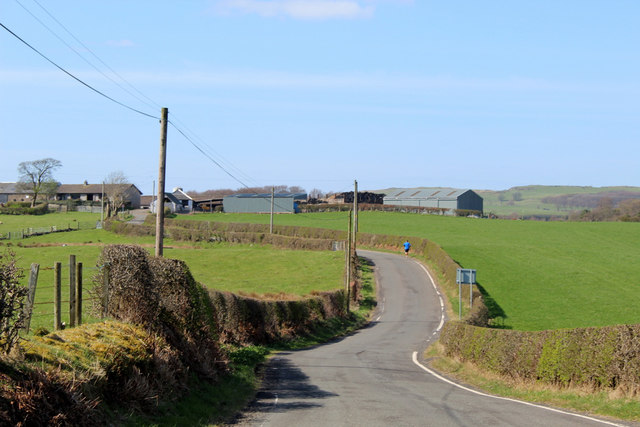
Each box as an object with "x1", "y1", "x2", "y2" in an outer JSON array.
[
  {"x1": 0, "y1": 202, "x2": 49, "y2": 215},
  {"x1": 440, "y1": 322, "x2": 640, "y2": 392}
]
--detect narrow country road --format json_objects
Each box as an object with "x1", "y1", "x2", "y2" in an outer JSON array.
[{"x1": 231, "y1": 250, "x2": 626, "y2": 426}]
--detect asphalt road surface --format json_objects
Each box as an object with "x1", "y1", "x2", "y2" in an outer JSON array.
[{"x1": 232, "y1": 250, "x2": 626, "y2": 426}]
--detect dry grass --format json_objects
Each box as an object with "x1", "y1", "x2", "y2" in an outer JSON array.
[{"x1": 425, "y1": 342, "x2": 640, "y2": 422}]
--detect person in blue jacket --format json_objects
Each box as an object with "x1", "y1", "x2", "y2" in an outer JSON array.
[{"x1": 403, "y1": 240, "x2": 411, "y2": 256}]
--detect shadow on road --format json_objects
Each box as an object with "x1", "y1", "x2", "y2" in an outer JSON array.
[{"x1": 230, "y1": 356, "x2": 338, "y2": 424}]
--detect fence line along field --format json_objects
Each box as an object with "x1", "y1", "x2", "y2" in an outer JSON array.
[
  {"x1": 4, "y1": 223, "x2": 345, "y2": 333},
  {"x1": 188, "y1": 211, "x2": 640, "y2": 331}
]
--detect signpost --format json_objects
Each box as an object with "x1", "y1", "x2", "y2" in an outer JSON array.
[{"x1": 456, "y1": 268, "x2": 476, "y2": 320}]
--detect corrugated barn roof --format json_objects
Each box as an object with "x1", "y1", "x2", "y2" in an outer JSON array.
[{"x1": 384, "y1": 188, "x2": 469, "y2": 200}]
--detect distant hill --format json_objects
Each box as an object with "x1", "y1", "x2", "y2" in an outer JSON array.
[{"x1": 371, "y1": 185, "x2": 640, "y2": 218}]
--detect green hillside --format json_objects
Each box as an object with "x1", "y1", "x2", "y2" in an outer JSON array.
[
  {"x1": 373, "y1": 185, "x2": 640, "y2": 218},
  {"x1": 187, "y1": 211, "x2": 640, "y2": 331}
]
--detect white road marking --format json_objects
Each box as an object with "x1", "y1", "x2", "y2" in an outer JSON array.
[
  {"x1": 375, "y1": 297, "x2": 385, "y2": 321},
  {"x1": 414, "y1": 261, "x2": 445, "y2": 332},
  {"x1": 411, "y1": 259, "x2": 623, "y2": 425},
  {"x1": 411, "y1": 352, "x2": 622, "y2": 426}
]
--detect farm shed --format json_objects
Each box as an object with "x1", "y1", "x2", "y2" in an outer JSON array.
[
  {"x1": 56, "y1": 183, "x2": 142, "y2": 209},
  {"x1": 383, "y1": 188, "x2": 483, "y2": 215},
  {"x1": 223, "y1": 193, "x2": 307, "y2": 214},
  {"x1": 0, "y1": 183, "x2": 32, "y2": 204}
]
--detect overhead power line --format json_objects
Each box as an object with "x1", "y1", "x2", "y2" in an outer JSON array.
[
  {"x1": 169, "y1": 121, "x2": 251, "y2": 189},
  {"x1": 12, "y1": 2, "x2": 255, "y2": 186},
  {"x1": 23, "y1": 0, "x2": 162, "y2": 113},
  {"x1": 0, "y1": 21, "x2": 158, "y2": 119}
]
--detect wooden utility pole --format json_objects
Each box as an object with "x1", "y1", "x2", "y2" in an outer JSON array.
[
  {"x1": 346, "y1": 209, "x2": 352, "y2": 312},
  {"x1": 353, "y1": 179, "x2": 358, "y2": 234},
  {"x1": 270, "y1": 186, "x2": 275, "y2": 234},
  {"x1": 155, "y1": 107, "x2": 168, "y2": 257}
]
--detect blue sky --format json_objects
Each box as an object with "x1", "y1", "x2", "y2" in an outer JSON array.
[{"x1": 1, "y1": 0, "x2": 639, "y2": 195}]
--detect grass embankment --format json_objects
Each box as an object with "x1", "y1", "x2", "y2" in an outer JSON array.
[
  {"x1": 477, "y1": 185, "x2": 640, "y2": 217},
  {"x1": 129, "y1": 256, "x2": 375, "y2": 426},
  {"x1": 2, "y1": 216, "x2": 343, "y2": 332},
  {"x1": 427, "y1": 343, "x2": 640, "y2": 423},
  {"x1": 186, "y1": 211, "x2": 640, "y2": 331}
]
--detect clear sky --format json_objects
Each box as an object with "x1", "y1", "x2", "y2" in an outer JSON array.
[{"x1": 1, "y1": 0, "x2": 639, "y2": 195}]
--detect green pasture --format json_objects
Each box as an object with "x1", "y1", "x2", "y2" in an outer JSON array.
[
  {"x1": 1, "y1": 214, "x2": 344, "y2": 332},
  {"x1": 478, "y1": 185, "x2": 640, "y2": 217},
  {"x1": 0, "y1": 211, "x2": 101, "y2": 234},
  {"x1": 188, "y1": 211, "x2": 640, "y2": 331}
]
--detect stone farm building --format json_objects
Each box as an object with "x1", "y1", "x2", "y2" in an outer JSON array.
[
  {"x1": 56, "y1": 183, "x2": 142, "y2": 209},
  {"x1": 383, "y1": 188, "x2": 483, "y2": 215},
  {"x1": 0, "y1": 183, "x2": 32, "y2": 204},
  {"x1": 223, "y1": 193, "x2": 307, "y2": 213}
]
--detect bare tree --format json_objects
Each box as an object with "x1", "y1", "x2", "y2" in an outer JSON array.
[
  {"x1": 309, "y1": 188, "x2": 324, "y2": 199},
  {"x1": 104, "y1": 171, "x2": 130, "y2": 217},
  {"x1": 16, "y1": 158, "x2": 62, "y2": 206}
]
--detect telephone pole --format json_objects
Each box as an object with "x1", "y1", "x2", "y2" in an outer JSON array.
[
  {"x1": 353, "y1": 179, "x2": 358, "y2": 242},
  {"x1": 270, "y1": 186, "x2": 275, "y2": 234},
  {"x1": 346, "y1": 209, "x2": 352, "y2": 312},
  {"x1": 155, "y1": 107, "x2": 168, "y2": 257}
]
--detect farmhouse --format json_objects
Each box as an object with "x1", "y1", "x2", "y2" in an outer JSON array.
[
  {"x1": 223, "y1": 193, "x2": 307, "y2": 213},
  {"x1": 383, "y1": 188, "x2": 483, "y2": 215},
  {"x1": 0, "y1": 183, "x2": 32, "y2": 204},
  {"x1": 171, "y1": 187, "x2": 194, "y2": 212},
  {"x1": 56, "y1": 183, "x2": 142, "y2": 209},
  {"x1": 150, "y1": 192, "x2": 184, "y2": 214}
]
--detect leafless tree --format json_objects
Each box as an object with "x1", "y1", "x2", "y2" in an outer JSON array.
[
  {"x1": 309, "y1": 188, "x2": 324, "y2": 199},
  {"x1": 16, "y1": 158, "x2": 62, "y2": 206},
  {"x1": 104, "y1": 171, "x2": 130, "y2": 217}
]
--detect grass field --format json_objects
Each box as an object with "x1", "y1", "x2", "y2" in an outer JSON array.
[
  {"x1": 188, "y1": 211, "x2": 640, "y2": 331},
  {"x1": 477, "y1": 185, "x2": 640, "y2": 217},
  {"x1": 0, "y1": 211, "x2": 101, "y2": 235},
  {"x1": 1, "y1": 213, "x2": 344, "y2": 332}
]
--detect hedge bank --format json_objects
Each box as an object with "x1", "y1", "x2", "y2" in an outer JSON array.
[
  {"x1": 208, "y1": 290, "x2": 347, "y2": 345},
  {"x1": 440, "y1": 322, "x2": 640, "y2": 392},
  {"x1": 110, "y1": 218, "x2": 488, "y2": 326}
]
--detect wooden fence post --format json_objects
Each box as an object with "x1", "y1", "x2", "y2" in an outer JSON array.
[
  {"x1": 102, "y1": 263, "x2": 110, "y2": 318},
  {"x1": 22, "y1": 263, "x2": 39, "y2": 332},
  {"x1": 69, "y1": 255, "x2": 76, "y2": 327},
  {"x1": 54, "y1": 262, "x2": 62, "y2": 331},
  {"x1": 75, "y1": 262, "x2": 82, "y2": 326}
]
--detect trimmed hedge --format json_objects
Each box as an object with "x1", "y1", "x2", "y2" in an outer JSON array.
[
  {"x1": 440, "y1": 322, "x2": 640, "y2": 392},
  {"x1": 0, "y1": 202, "x2": 49, "y2": 215},
  {"x1": 208, "y1": 289, "x2": 347, "y2": 345},
  {"x1": 110, "y1": 218, "x2": 486, "y2": 326}
]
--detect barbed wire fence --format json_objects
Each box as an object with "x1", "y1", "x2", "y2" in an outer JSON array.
[
  {"x1": 0, "y1": 221, "x2": 100, "y2": 241},
  {"x1": 21, "y1": 255, "x2": 110, "y2": 333}
]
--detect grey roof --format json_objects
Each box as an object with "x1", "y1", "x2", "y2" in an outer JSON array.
[
  {"x1": 172, "y1": 188, "x2": 193, "y2": 201},
  {"x1": 57, "y1": 184, "x2": 142, "y2": 195},
  {"x1": 383, "y1": 188, "x2": 473, "y2": 200},
  {"x1": 0, "y1": 183, "x2": 21, "y2": 194},
  {"x1": 225, "y1": 193, "x2": 307, "y2": 200}
]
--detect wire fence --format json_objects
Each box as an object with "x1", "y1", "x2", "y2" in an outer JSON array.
[
  {"x1": 20, "y1": 256, "x2": 108, "y2": 334},
  {"x1": 0, "y1": 221, "x2": 100, "y2": 240}
]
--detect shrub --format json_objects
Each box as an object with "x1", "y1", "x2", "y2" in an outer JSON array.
[
  {"x1": 91, "y1": 245, "x2": 227, "y2": 380},
  {"x1": 0, "y1": 250, "x2": 27, "y2": 354},
  {"x1": 0, "y1": 202, "x2": 49, "y2": 215}
]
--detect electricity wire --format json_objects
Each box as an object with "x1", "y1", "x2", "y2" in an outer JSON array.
[
  {"x1": 0, "y1": 21, "x2": 158, "y2": 120},
  {"x1": 16, "y1": 0, "x2": 254, "y2": 187},
  {"x1": 14, "y1": 0, "x2": 160, "y2": 114},
  {"x1": 2, "y1": 14, "x2": 345, "y2": 199},
  {"x1": 29, "y1": 0, "x2": 162, "y2": 112}
]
